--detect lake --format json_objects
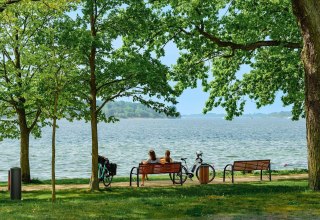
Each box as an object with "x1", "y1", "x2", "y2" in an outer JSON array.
[{"x1": 0, "y1": 117, "x2": 307, "y2": 181}]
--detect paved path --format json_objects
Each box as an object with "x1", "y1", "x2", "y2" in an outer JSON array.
[{"x1": 0, "y1": 174, "x2": 308, "y2": 191}]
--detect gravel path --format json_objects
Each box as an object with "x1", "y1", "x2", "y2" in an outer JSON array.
[{"x1": 0, "y1": 174, "x2": 308, "y2": 192}]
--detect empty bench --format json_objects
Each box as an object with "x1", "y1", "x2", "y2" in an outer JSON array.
[
  {"x1": 129, "y1": 162, "x2": 183, "y2": 187},
  {"x1": 223, "y1": 160, "x2": 271, "y2": 183}
]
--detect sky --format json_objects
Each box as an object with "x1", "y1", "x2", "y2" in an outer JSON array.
[{"x1": 159, "y1": 42, "x2": 292, "y2": 115}]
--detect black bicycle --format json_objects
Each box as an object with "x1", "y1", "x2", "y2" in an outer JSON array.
[
  {"x1": 98, "y1": 155, "x2": 117, "y2": 187},
  {"x1": 170, "y1": 151, "x2": 215, "y2": 184}
]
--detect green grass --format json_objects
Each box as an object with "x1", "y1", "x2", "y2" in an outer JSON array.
[{"x1": 1, "y1": 179, "x2": 320, "y2": 219}]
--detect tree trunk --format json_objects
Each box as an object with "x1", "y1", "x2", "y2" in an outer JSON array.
[
  {"x1": 292, "y1": 0, "x2": 320, "y2": 190},
  {"x1": 89, "y1": 55, "x2": 99, "y2": 191},
  {"x1": 14, "y1": 27, "x2": 31, "y2": 183},
  {"x1": 89, "y1": 0, "x2": 99, "y2": 191},
  {"x1": 89, "y1": 99, "x2": 99, "y2": 191},
  {"x1": 18, "y1": 109, "x2": 31, "y2": 183},
  {"x1": 51, "y1": 92, "x2": 59, "y2": 202}
]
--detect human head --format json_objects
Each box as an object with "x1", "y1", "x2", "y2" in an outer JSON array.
[{"x1": 149, "y1": 150, "x2": 156, "y2": 161}]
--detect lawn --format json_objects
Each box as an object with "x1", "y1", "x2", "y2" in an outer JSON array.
[{"x1": 1, "y1": 178, "x2": 320, "y2": 219}]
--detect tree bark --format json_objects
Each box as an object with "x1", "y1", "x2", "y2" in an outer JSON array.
[
  {"x1": 89, "y1": 96, "x2": 99, "y2": 191},
  {"x1": 18, "y1": 108, "x2": 31, "y2": 183},
  {"x1": 51, "y1": 92, "x2": 58, "y2": 202},
  {"x1": 292, "y1": 0, "x2": 320, "y2": 190},
  {"x1": 89, "y1": 0, "x2": 99, "y2": 191}
]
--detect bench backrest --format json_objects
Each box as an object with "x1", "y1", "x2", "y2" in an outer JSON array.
[
  {"x1": 233, "y1": 160, "x2": 270, "y2": 171},
  {"x1": 139, "y1": 162, "x2": 181, "y2": 174}
]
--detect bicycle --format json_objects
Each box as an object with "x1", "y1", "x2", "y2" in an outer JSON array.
[
  {"x1": 98, "y1": 155, "x2": 117, "y2": 187},
  {"x1": 170, "y1": 151, "x2": 215, "y2": 184}
]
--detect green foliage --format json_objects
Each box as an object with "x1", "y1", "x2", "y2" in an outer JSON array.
[
  {"x1": 132, "y1": 0, "x2": 303, "y2": 120},
  {"x1": 36, "y1": 15, "x2": 85, "y2": 123},
  {"x1": 0, "y1": 1, "x2": 74, "y2": 140},
  {"x1": 64, "y1": 0, "x2": 180, "y2": 124}
]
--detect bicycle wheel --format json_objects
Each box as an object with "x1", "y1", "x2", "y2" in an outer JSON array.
[
  {"x1": 102, "y1": 168, "x2": 113, "y2": 187},
  {"x1": 169, "y1": 165, "x2": 188, "y2": 184},
  {"x1": 196, "y1": 164, "x2": 215, "y2": 183}
]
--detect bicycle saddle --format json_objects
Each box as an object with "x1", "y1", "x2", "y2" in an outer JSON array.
[{"x1": 181, "y1": 158, "x2": 187, "y2": 161}]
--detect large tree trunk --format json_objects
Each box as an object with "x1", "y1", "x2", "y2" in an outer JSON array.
[
  {"x1": 89, "y1": 0, "x2": 99, "y2": 191},
  {"x1": 292, "y1": 0, "x2": 320, "y2": 190},
  {"x1": 18, "y1": 109, "x2": 31, "y2": 183}
]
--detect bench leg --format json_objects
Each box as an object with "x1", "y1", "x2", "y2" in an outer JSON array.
[
  {"x1": 130, "y1": 174, "x2": 132, "y2": 187},
  {"x1": 137, "y1": 170, "x2": 140, "y2": 187},
  {"x1": 129, "y1": 167, "x2": 137, "y2": 187},
  {"x1": 223, "y1": 164, "x2": 233, "y2": 182},
  {"x1": 173, "y1": 172, "x2": 175, "y2": 185},
  {"x1": 269, "y1": 165, "x2": 272, "y2": 181},
  {"x1": 232, "y1": 170, "x2": 234, "y2": 183}
]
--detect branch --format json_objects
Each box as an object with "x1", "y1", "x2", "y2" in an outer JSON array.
[
  {"x1": 96, "y1": 75, "x2": 134, "y2": 92},
  {"x1": 2, "y1": 49, "x2": 14, "y2": 65},
  {"x1": 28, "y1": 108, "x2": 41, "y2": 132},
  {"x1": 2, "y1": 51, "x2": 12, "y2": 84},
  {"x1": 195, "y1": 25, "x2": 302, "y2": 50},
  {"x1": 96, "y1": 88, "x2": 128, "y2": 113},
  {"x1": 96, "y1": 2, "x2": 108, "y2": 20},
  {"x1": 0, "y1": 0, "x2": 40, "y2": 12},
  {"x1": 0, "y1": 96, "x2": 13, "y2": 104}
]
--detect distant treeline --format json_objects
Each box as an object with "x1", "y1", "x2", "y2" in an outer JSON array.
[
  {"x1": 100, "y1": 101, "x2": 178, "y2": 118},
  {"x1": 183, "y1": 111, "x2": 293, "y2": 118}
]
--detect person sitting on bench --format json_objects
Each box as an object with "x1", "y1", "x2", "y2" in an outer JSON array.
[
  {"x1": 160, "y1": 150, "x2": 173, "y2": 163},
  {"x1": 141, "y1": 150, "x2": 160, "y2": 186}
]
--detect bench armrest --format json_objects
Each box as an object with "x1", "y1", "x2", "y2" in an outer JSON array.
[{"x1": 224, "y1": 164, "x2": 233, "y2": 171}]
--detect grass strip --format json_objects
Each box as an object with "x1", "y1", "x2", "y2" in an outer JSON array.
[{"x1": 0, "y1": 179, "x2": 319, "y2": 219}]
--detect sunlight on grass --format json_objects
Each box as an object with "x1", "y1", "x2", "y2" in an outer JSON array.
[{"x1": 1, "y1": 179, "x2": 320, "y2": 219}]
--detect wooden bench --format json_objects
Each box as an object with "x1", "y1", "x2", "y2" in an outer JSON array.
[
  {"x1": 129, "y1": 162, "x2": 183, "y2": 187},
  {"x1": 223, "y1": 160, "x2": 271, "y2": 183}
]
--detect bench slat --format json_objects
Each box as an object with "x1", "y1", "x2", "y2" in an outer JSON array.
[{"x1": 138, "y1": 163, "x2": 181, "y2": 174}]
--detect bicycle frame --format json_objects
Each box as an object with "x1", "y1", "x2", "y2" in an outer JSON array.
[
  {"x1": 182, "y1": 155, "x2": 203, "y2": 178},
  {"x1": 98, "y1": 163, "x2": 107, "y2": 180}
]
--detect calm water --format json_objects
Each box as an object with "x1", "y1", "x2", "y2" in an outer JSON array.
[{"x1": 0, "y1": 118, "x2": 307, "y2": 181}]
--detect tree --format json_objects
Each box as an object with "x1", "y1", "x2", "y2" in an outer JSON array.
[
  {"x1": 140, "y1": 0, "x2": 320, "y2": 190},
  {"x1": 0, "y1": 1, "x2": 72, "y2": 182},
  {"x1": 70, "y1": 0, "x2": 179, "y2": 191},
  {"x1": 38, "y1": 16, "x2": 82, "y2": 201}
]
